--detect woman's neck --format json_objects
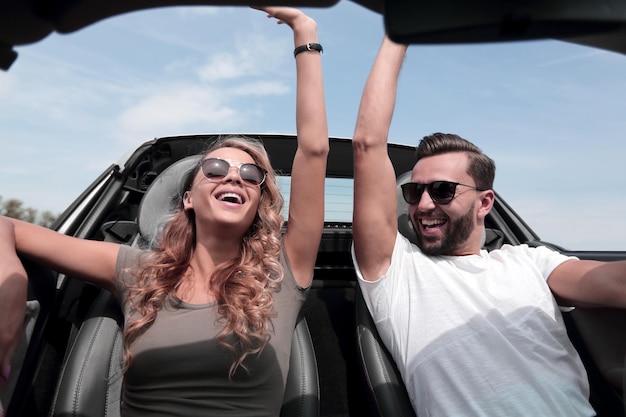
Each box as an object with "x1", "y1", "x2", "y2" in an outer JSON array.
[{"x1": 177, "y1": 235, "x2": 241, "y2": 303}]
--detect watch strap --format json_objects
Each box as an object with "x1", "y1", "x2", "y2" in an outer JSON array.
[{"x1": 294, "y1": 43, "x2": 323, "y2": 57}]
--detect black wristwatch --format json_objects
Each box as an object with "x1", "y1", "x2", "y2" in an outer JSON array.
[{"x1": 294, "y1": 43, "x2": 323, "y2": 57}]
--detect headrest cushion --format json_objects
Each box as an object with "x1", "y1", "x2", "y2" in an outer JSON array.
[
  {"x1": 137, "y1": 155, "x2": 201, "y2": 248},
  {"x1": 396, "y1": 171, "x2": 419, "y2": 245}
]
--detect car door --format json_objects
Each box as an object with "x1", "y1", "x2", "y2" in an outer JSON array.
[{"x1": 2, "y1": 164, "x2": 127, "y2": 417}]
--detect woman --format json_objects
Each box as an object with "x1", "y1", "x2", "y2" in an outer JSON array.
[{"x1": 0, "y1": 6, "x2": 328, "y2": 416}]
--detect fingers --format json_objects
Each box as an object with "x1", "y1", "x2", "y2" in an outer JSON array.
[
  {"x1": 251, "y1": 6, "x2": 278, "y2": 22},
  {"x1": 1, "y1": 338, "x2": 16, "y2": 385},
  {"x1": 0, "y1": 271, "x2": 27, "y2": 387},
  {"x1": 1, "y1": 363, "x2": 10, "y2": 383},
  {"x1": 0, "y1": 324, "x2": 18, "y2": 385},
  {"x1": 252, "y1": 6, "x2": 305, "y2": 28}
]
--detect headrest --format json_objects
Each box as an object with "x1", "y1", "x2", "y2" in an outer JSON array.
[
  {"x1": 396, "y1": 170, "x2": 487, "y2": 248},
  {"x1": 137, "y1": 155, "x2": 201, "y2": 248},
  {"x1": 396, "y1": 171, "x2": 419, "y2": 245}
]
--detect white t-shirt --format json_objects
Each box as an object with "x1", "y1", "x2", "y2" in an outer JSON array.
[{"x1": 353, "y1": 232, "x2": 595, "y2": 417}]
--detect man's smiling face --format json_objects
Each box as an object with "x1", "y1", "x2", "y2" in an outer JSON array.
[{"x1": 409, "y1": 152, "x2": 483, "y2": 256}]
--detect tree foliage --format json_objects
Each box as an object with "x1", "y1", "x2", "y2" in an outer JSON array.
[{"x1": 0, "y1": 195, "x2": 58, "y2": 228}]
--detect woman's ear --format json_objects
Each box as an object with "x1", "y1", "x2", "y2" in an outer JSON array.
[{"x1": 183, "y1": 190, "x2": 193, "y2": 211}]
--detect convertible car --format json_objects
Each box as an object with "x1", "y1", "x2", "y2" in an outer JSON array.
[
  {"x1": 1, "y1": 133, "x2": 625, "y2": 417},
  {"x1": 1, "y1": 1, "x2": 625, "y2": 417}
]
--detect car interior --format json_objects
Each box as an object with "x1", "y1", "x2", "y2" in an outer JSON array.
[
  {"x1": 2, "y1": 134, "x2": 625, "y2": 417},
  {"x1": 2, "y1": 0, "x2": 626, "y2": 416}
]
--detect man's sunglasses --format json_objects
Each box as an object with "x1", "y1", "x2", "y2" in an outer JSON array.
[
  {"x1": 401, "y1": 181, "x2": 484, "y2": 205},
  {"x1": 200, "y1": 158, "x2": 267, "y2": 186}
]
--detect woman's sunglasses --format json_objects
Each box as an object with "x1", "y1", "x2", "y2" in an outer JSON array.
[
  {"x1": 200, "y1": 158, "x2": 267, "y2": 186},
  {"x1": 401, "y1": 181, "x2": 484, "y2": 205}
]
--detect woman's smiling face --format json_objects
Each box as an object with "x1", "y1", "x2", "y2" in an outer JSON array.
[{"x1": 184, "y1": 147, "x2": 262, "y2": 238}]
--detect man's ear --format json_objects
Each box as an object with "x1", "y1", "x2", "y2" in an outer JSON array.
[
  {"x1": 182, "y1": 190, "x2": 193, "y2": 211},
  {"x1": 477, "y1": 190, "x2": 495, "y2": 220}
]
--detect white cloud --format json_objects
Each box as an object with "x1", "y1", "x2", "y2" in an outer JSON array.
[
  {"x1": 230, "y1": 80, "x2": 289, "y2": 96},
  {"x1": 114, "y1": 85, "x2": 239, "y2": 143},
  {"x1": 198, "y1": 52, "x2": 248, "y2": 81},
  {"x1": 197, "y1": 31, "x2": 290, "y2": 82},
  {"x1": 113, "y1": 30, "x2": 293, "y2": 144},
  {"x1": 177, "y1": 6, "x2": 221, "y2": 17}
]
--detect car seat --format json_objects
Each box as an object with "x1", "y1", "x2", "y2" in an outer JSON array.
[
  {"x1": 354, "y1": 171, "x2": 418, "y2": 417},
  {"x1": 51, "y1": 155, "x2": 320, "y2": 417},
  {"x1": 355, "y1": 171, "x2": 503, "y2": 417}
]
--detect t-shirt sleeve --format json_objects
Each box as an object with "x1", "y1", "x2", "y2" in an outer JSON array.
[
  {"x1": 115, "y1": 244, "x2": 149, "y2": 305},
  {"x1": 515, "y1": 244, "x2": 579, "y2": 310},
  {"x1": 520, "y1": 244, "x2": 578, "y2": 281},
  {"x1": 352, "y1": 231, "x2": 410, "y2": 324}
]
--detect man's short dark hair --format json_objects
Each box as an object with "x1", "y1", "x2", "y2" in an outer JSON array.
[{"x1": 416, "y1": 132, "x2": 495, "y2": 191}]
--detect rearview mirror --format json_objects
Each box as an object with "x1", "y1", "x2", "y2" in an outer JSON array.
[{"x1": 384, "y1": 0, "x2": 626, "y2": 45}]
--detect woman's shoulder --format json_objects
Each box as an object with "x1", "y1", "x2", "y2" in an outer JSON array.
[
  {"x1": 117, "y1": 244, "x2": 150, "y2": 267},
  {"x1": 279, "y1": 243, "x2": 309, "y2": 295},
  {"x1": 115, "y1": 245, "x2": 153, "y2": 290}
]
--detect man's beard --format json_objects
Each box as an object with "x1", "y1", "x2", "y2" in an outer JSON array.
[{"x1": 414, "y1": 205, "x2": 475, "y2": 256}]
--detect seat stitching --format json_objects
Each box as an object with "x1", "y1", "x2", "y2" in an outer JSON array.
[{"x1": 72, "y1": 317, "x2": 105, "y2": 416}]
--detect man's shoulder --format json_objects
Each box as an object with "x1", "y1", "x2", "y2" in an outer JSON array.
[{"x1": 488, "y1": 243, "x2": 571, "y2": 269}]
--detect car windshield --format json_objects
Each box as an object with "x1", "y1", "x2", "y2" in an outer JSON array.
[{"x1": 277, "y1": 176, "x2": 354, "y2": 223}]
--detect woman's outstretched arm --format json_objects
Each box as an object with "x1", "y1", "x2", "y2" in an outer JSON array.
[{"x1": 0, "y1": 216, "x2": 121, "y2": 381}]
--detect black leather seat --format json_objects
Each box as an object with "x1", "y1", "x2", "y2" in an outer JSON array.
[
  {"x1": 354, "y1": 171, "x2": 418, "y2": 417},
  {"x1": 51, "y1": 155, "x2": 319, "y2": 417},
  {"x1": 51, "y1": 290, "x2": 318, "y2": 417},
  {"x1": 355, "y1": 284, "x2": 416, "y2": 417}
]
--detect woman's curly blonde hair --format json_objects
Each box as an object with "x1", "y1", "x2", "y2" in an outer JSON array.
[{"x1": 123, "y1": 136, "x2": 285, "y2": 376}]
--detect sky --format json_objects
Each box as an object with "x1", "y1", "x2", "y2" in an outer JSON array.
[{"x1": 1, "y1": 1, "x2": 626, "y2": 250}]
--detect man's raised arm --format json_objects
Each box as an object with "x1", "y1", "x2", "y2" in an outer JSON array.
[{"x1": 352, "y1": 35, "x2": 408, "y2": 282}]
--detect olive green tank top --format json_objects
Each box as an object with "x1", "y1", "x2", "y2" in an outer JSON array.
[{"x1": 115, "y1": 244, "x2": 307, "y2": 417}]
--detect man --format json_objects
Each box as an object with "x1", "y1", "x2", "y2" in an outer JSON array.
[{"x1": 351, "y1": 35, "x2": 626, "y2": 417}]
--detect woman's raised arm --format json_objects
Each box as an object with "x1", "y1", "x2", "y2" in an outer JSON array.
[{"x1": 256, "y1": 7, "x2": 329, "y2": 288}]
